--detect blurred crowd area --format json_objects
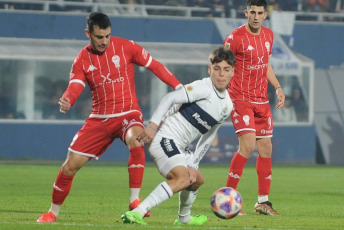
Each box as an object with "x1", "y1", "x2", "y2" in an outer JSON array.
[{"x1": 1, "y1": 0, "x2": 344, "y2": 16}]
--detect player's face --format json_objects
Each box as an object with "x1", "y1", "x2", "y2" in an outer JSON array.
[
  {"x1": 209, "y1": 61, "x2": 234, "y2": 93},
  {"x1": 85, "y1": 25, "x2": 111, "y2": 53},
  {"x1": 245, "y1": 5, "x2": 267, "y2": 34}
]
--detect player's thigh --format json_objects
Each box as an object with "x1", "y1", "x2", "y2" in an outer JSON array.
[
  {"x1": 70, "y1": 118, "x2": 115, "y2": 159},
  {"x1": 254, "y1": 103, "x2": 273, "y2": 138},
  {"x1": 61, "y1": 151, "x2": 89, "y2": 175},
  {"x1": 149, "y1": 134, "x2": 187, "y2": 178},
  {"x1": 231, "y1": 101, "x2": 256, "y2": 136}
]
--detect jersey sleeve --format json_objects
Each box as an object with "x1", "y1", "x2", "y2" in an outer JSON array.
[
  {"x1": 223, "y1": 32, "x2": 238, "y2": 54},
  {"x1": 62, "y1": 53, "x2": 86, "y2": 106},
  {"x1": 149, "y1": 86, "x2": 188, "y2": 125},
  {"x1": 183, "y1": 79, "x2": 211, "y2": 103},
  {"x1": 149, "y1": 79, "x2": 210, "y2": 126},
  {"x1": 129, "y1": 40, "x2": 181, "y2": 89}
]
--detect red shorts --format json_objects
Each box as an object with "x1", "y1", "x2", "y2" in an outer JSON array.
[
  {"x1": 230, "y1": 101, "x2": 273, "y2": 138},
  {"x1": 68, "y1": 111, "x2": 144, "y2": 159}
]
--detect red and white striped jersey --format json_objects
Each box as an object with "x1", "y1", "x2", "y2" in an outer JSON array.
[
  {"x1": 224, "y1": 25, "x2": 274, "y2": 103},
  {"x1": 65, "y1": 36, "x2": 180, "y2": 118}
]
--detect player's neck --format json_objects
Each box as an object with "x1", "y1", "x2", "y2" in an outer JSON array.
[{"x1": 245, "y1": 24, "x2": 261, "y2": 35}]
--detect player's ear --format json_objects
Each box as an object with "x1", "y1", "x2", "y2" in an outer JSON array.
[
  {"x1": 208, "y1": 65, "x2": 211, "y2": 75},
  {"x1": 85, "y1": 29, "x2": 90, "y2": 38},
  {"x1": 263, "y1": 11, "x2": 268, "y2": 19}
]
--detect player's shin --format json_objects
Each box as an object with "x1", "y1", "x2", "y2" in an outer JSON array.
[
  {"x1": 256, "y1": 156, "x2": 272, "y2": 196},
  {"x1": 226, "y1": 152, "x2": 248, "y2": 189},
  {"x1": 128, "y1": 146, "x2": 145, "y2": 202},
  {"x1": 51, "y1": 169, "x2": 74, "y2": 216},
  {"x1": 177, "y1": 190, "x2": 198, "y2": 224}
]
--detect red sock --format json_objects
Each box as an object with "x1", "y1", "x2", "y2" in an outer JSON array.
[
  {"x1": 226, "y1": 152, "x2": 248, "y2": 189},
  {"x1": 52, "y1": 169, "x2": 74, "y2": 205},
  {"x1": 128, "y1": 146, "x2": 145, "y2": 188},
  {"x1": 256, "y1": 156, "x2": 272, "y2": 195}
]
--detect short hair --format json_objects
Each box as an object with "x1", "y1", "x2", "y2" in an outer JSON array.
[
  {"x1": 209, "y1": 47, "x2": 236, "y2": 67},
  {"x1": 87, "y1": 12, "x2": 112, "y2": 33},
  {"x1": 246, "y1": 0, "x2": 267, "y2": 10}
]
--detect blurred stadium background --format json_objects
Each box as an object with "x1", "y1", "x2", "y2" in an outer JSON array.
[{"x1": 0, "y1": 0, "x2": 343, "y2": 165}]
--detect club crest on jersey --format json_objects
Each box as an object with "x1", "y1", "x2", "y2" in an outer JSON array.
[
  {"x1": 243, "y1": 115, "x2": 250, "y2": 126},
  {"x1": 221, "y1": 106, "x2": 228, "y2": 116},
  {"x1": 112, "y1": 55, "x2": 120, "y2": 68},
  {"x1": 265, "y1": 42, "x2": 270, "y2": 52}
]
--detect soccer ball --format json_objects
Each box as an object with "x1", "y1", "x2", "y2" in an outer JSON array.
[{"x1": 210, "y1": 187, "x2": 243, "y2": 219}]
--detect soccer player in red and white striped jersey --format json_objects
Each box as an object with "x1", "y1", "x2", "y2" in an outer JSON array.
[
  {"x1": 223, "y1": 0, "x2": 285, "y2": 216},
  {"x1": 37, "y1": 12, "x2": 181, "y2": 223}
]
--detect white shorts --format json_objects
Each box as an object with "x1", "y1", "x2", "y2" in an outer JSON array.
[{"x1": 148, "y1": 132, "x2": 191, "y2": 177}]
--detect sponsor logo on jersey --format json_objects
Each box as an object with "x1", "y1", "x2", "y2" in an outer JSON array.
[
  {"x1": 98, "y1": 73, "x2": 124, "y2": 86},
  {"x1": 257, "y1": 56, "x2": 264, "y2": 64},
  {"x1": 112, "y1": 55, "x2": 120, "y2": 68},
  {"x1": 246, "y1": 63, "x2": 268, "y2": 70},
  {"x1": 192, "y1": 113, "x2": 211, "y2": 130},
  {"x1": 247, "y1": 45, "x2": 254, "y2": 51},
  {"x1": 87, "y1": 65, "x2": 97, "y2": 72}
]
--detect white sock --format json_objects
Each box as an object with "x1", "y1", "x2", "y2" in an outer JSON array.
[
  {"x1": 133, "y1": 181, "x2": 173, "y2": 217},
  {"x1": 177, "y1": 190, "x2": 198, "y2": 224},
  {"x1": 258, "y1": 195, "x2": 268, "y2": 203},
  {"x1": 49, "y1": 203, "x2": 61, "y2": 217},
  {"x1": 129, "y1": 188, "x2": 140, "y2": 203}
]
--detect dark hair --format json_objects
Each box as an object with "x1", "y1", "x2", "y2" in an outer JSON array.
[
  {"x1": 87, "y1": 12, "x2": 112, "y2": 33},
  {"x1": 209, "y1": 47, "x2": 236, "y2": 67},
  {"x1": 246, "y1": 0, "x2": 267, "y2": 10}
]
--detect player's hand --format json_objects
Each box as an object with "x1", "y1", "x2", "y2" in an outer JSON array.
[
  {"x1": 275, "y1": 87, "x2": 285, "y2": 109},
  {"x1": 187, "y1": 167, "x2": 197, "y2": 184},
  {"x1": 137, "y1": 122, "x2": 158, "y2": 145},
  {"x1": 58, "y1": 97, "x2": 71, "y2": 114}
]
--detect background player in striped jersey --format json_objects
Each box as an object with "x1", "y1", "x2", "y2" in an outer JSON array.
[
  {"x1": 121, "y1": 47, "x2": 236, "y2": 226},
  {"x1": 223, "y1": 0, "x2": 285, "y2": 216},
  {"x1": 37, "y1": 12, "x2": 181, "y2": 223}
]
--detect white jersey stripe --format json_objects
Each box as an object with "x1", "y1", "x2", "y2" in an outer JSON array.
[
  {"x1": 70, "y1": 79, "x2": 86, "y2": 87},
  {"x1": 145, "y1": 56, "x2": 153, "y2": 68}
]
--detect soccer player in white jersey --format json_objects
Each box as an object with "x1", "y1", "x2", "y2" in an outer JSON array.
[
  {"x1": 37, "y1": 12, "x2": 181, "y2": 223},
  {"x1": 223, "y1": 0, "x2": 285, "y2": 216},
  {"x1": 121, "y1": 47, "x2": 236, "y2": 226}
]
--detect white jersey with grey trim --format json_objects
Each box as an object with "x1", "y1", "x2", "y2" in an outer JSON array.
[{"x1": 150, "y1": 77, "x2": 233, "y2": 166}]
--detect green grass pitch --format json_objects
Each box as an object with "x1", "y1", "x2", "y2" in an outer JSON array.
[{"x1": 1, "y1": 161, "x2": 344, "y2": 229}]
